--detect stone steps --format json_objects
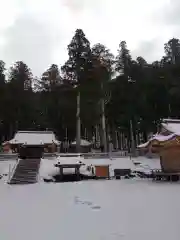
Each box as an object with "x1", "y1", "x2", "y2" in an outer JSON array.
[{"x1": 8, "y1": 158, "x2": 41, "y2": 184}]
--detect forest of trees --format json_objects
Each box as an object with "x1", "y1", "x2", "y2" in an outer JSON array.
[{"x1": 0, "y1": 29, "x2": 180, "y2": 148}]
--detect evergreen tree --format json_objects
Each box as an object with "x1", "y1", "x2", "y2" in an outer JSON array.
[
  {"x1": 164, "y1": 38, "x2": 180, "y2": 64},
  {"x1": 61, "y1": 29, "x2": 93, "y2": 141},
  {"x1": 115, "y1": 41, "x2": 132, "y2": 76},
  {"x1": 40, "y1": 64, "x2": 62, "y2": 91},
  {"x1": 2, "y1": 31, "x2": 180, "y2": 145},
  {"x1": 61, "y1": 29, "x2": 91, "y2": 86},
  {"x1": 7, "y1": 61, "x2": 33, "y2": 133},
  {"x1": 0, "y1": 61, "x2": 6, "y2": 141}
]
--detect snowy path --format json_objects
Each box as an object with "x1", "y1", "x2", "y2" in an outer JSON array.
[{"x1": 0, "y1": 180, "x2": 180, "y2": 240}]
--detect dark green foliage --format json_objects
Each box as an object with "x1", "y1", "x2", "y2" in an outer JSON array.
[{"x1": 0, "y1": 32, "x2": 180, "y2": 143}]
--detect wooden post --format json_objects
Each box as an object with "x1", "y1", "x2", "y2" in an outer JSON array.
[
  {"x1": 101, "y1": 85, "x2": 107, "y2": 153},
  {"x1": 8, "y1": 164, "x2": 11, "y2": 182},
  {"x1": 115, "y1": 131, "x2": 119, "y2": 150},
  {"x1": 59, "y1": 166, "x2": 63, "y2": 180},
  {"x1": 130, "y1": 119, "x2": 136, "y2": 157},
  {"x1": 76, "y1": 91, "x2": 81, "y2": 153},
  {"x1": 75, "y1": 166, "x2": 80, "y2": 180}
]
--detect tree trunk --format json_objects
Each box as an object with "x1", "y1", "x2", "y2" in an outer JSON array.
[{"x1": 76, "y1": 91, "x2": 81, "y2": 153}]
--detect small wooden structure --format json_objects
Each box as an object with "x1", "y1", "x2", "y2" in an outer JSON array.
[
  {"x1": 138, "y1": 119, "x2": 180, "y2": 157},
  {"x1": 19, "y1": 144, "x2": 44, "y2": 159},
  {"x1": 2, "y1": 141, "x2": 11, "y2": 153},
  {"x1": 160, "y1": 145, "x2": 180, "y2": 173},
  {"x1": 151, "y1": 136, "x2": 180, "y2": 172},
  {"x1": 114, "y1": 169, "x2": 131, "y2": 179},
  {"x1": 94, "y1": 165, "x2": 110, "y2": 179},
  {"x1": 140, "y1": 134, "x2": 180, "y2": 181},
  {"x1": 54, "y1": 162, "x2": 84, "y2": 181},
  {"x1": 151, "y1": 169, "x2": 180, "y2": 181}
]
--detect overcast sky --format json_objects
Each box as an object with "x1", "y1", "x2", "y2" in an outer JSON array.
[{"x1": 0, "y1": 0, "x2": 178, "y2": 76}]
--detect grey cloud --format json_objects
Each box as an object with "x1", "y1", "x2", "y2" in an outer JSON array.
[
  {"x1": 62, "y1": 0, "x2": 103, "y2": 14},
  {"x1": 157, "y1": 0, "x2": 180, "y2": 26},
  {"x1": 62, "y1": 0, "x2": 86, "y2": 12},
  {"x1": 1, "y1": 13, "x2": 62, "y2": 76},
  {"x1": 166, "y1": 0, "x2": 180, "y2": 25},
  {"x1": 132, "y1": 39, "x2": 164, "y2": 62}
]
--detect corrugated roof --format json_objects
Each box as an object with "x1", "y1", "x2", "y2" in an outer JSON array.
[{"x1": 9, "y1": 131, "x2": 60, "y2": 145}]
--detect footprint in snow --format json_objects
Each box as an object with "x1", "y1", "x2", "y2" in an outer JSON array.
[
  {"x1": 84, "y1": 201, "x2": 93, "y2": 206},
  {"x1": 91, "y1": 205, "x2": 101, "y2": 210},
  {"x1": 74, "y1": 197, "x2": 101, "y2": 210}
]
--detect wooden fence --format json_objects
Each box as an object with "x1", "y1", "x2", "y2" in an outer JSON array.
[{"x1": 0, "y1": 150, "x2": 132, "y2": 161}]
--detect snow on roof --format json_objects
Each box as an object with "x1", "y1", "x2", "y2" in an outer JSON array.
[
  {"x1": 152, "y1": 133, "x2": 176, "y2": 142},
  {"x1": 163, "y1": 118, "x2": 180, "y2": 123},
  {"x1": 2, "y1": 141, "x2": 10, "y2": 146},
  {"x1": 71, "y1": 139, "x2": 91, "y2": 146},
  {"x1": 112, "y1": 158, "x2": 135, "y2": 169},
  {"x1": 9, "y1": 131, "x2": 60, "y2": 145},
  {"x1": 84, "y1": 158, "x2": 112, "y2": 166},
  {"x1": 138, "y1": 133, "x2": 179, "y2": 148},
  {"x1": 57, "y1": 155, "x2": 83, "y2": 165},
  {"x1": 58, "y1": 153, "x2": 83, "y2": 157},
  {"x1": 161, "y1": 122, "x2": 180, "y2": 134},
  {"x1": 160, "y1": 118, "x2": 180, "y2": 134},
  {"x1": 138, "y1": 119, "x2": 180, "y2": 148},
  {"x1": 82, "y1": 157, "x2": 136, "y2": 171},
  {"x1": 137, "y1": 142, "x2": 149, "y2": 148}
]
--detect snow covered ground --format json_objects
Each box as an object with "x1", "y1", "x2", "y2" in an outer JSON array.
[
  {"x1": 0, "y1": 157, "x2": 179, "y2": 239},
  {"x1": 0, "y1": 180, "x2": 180, "y2": 239}
]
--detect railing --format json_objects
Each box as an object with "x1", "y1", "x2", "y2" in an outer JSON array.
[
  {"x1": 0, "y1": 150, "x2": 132, "y2": 162},
  {"x1": 0, "y1": 153, "x2": 17, "y2": 160},
  {"x1": 83, "y1": 151, "x2": 129, "y2": 159},
  {"x1": 0, "y1": 152, "x2": 57, "y2": 160},
  {"x1": 7, "y1": 158, "x2": 20, "y2": 183},
  {"x1": 55, "y1": 151, "x2": 129, "y2": 159},
  {"x1": 43, "y1": 153, "x2": 57, "y2": 158}
]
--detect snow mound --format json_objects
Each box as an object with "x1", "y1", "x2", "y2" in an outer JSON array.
[
  {"x1": 39, "y1": 159, "x2": 58, "y2": 179},
  {"x1": 56, "y1": 156, "x2": 83, "y2": 165}
]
